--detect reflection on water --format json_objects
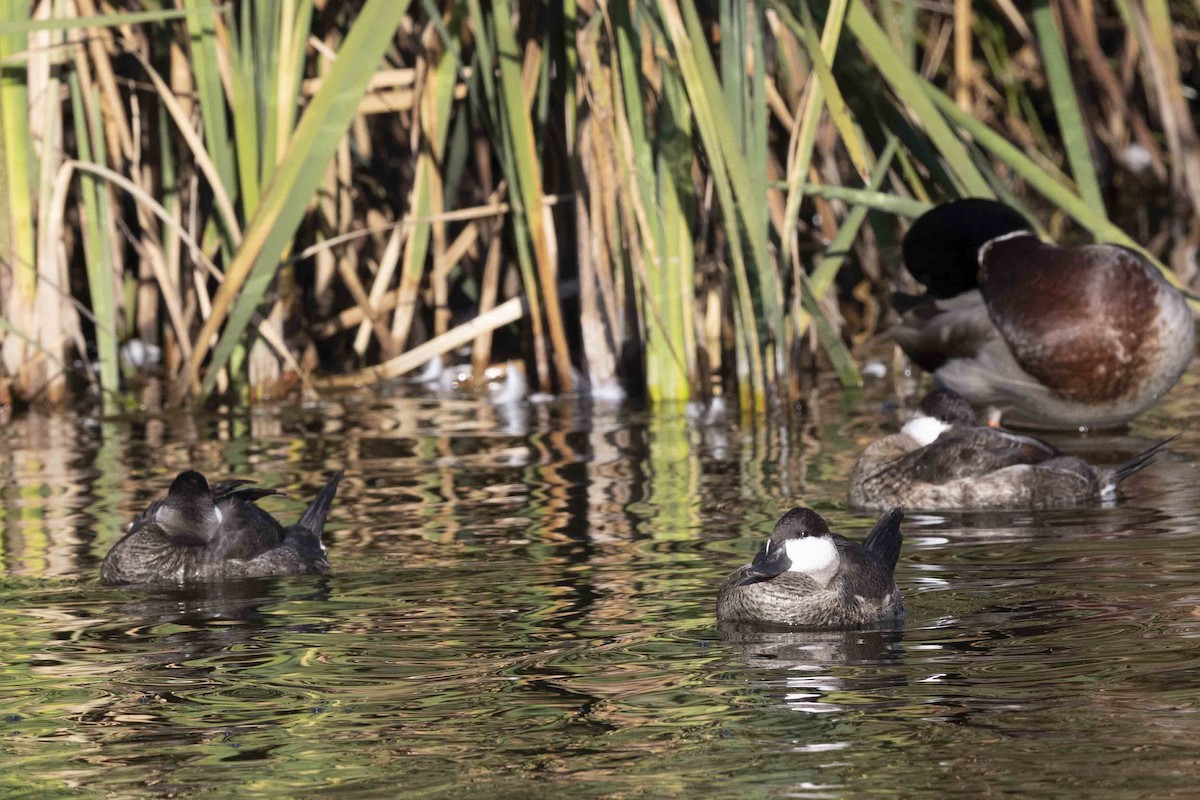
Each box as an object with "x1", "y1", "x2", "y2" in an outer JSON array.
[{"x1": 0, "y1": 365, "x2": 1199, "y2": 796}]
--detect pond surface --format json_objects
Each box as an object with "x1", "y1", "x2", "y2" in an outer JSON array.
[{"x1": 1, "y1": 363, "x2": 1199, "y2": 798}]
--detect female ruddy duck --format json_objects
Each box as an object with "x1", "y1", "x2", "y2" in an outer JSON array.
[
  {"x1": 849, "y1": 389, "x2": 1171, "y2": 511},
  {"x1": 102, "y1": 470, "x2": 343, "y2": 585}
]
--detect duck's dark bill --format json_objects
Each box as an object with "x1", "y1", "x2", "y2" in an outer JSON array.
[{"x1": 737, "y1": 539, "x2": 792, "y2": 586}]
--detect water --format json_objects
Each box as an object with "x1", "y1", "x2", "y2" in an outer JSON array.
[{"x1": 1, "y1": 366, "x2": 1199, "y2": 798}]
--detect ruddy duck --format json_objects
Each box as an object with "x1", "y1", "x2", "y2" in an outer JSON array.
[
  {"x1": 849, "y1": 389, "x2": 1171, "y2": 511},
  {"x1": 891, "y1": 199, "x2": 1194, "y2": 429},
  {"x1": 101, "y1": 470, "x2": 343, "y2": 585},
  {"x1": 717, "y1": 507, "x2": 904, "y2": 629}
]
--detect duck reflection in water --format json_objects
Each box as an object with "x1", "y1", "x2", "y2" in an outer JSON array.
[
  {"x1": 96, "y1": 575, "x2": 334, "y2": 672},
  {"x1": 73, "y1": 576, "x2": 335, "y2": 782},
  {"x1": 718, "y1": 624, "x2": 906, "y2": 715}
]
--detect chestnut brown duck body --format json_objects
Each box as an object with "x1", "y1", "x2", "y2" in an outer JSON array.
[{"x1": 891, "y1": 199, "x2": 1194, "y2": 429}]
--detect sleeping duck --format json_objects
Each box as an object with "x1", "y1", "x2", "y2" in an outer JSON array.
[
  {"x1": 892, "y1": 199, "x2": 1195, "y2": 429},
  {"x1": 717, "y1": 507, "x2": 905, "y2": 630},
  {"x1": 849, "y1": 388, "x2": 1171, "y2": 511},
  {"x1": 101, "y1": 470, "x2": 343, "y2": 585}
]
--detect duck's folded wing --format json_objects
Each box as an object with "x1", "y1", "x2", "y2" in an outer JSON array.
[
  {"x1": 889, "y1": 290, "x2": 997, "y2": 373},
  {"x1": 973, "y1": 427, "x2": 1060, "y2": 460},
  {"x1": 878, "y1": 428, "x2": 1046, "y2": 485}
]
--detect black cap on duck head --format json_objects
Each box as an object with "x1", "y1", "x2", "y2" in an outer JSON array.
[
  {"x1": 155, "y1": 470, "x2": 223, "y2": 544},
  {"x1": 770, "y1": 507, "x2": 832, "y2": 542},
  {"x1": 902, "y1": 199, "x2": 1033, "y2": 299},
  {"x1": 918, "y1": 388, "x2": 976, "y2": 425}
]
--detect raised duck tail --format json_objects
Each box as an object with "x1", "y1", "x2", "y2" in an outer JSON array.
[
  {"x1": 1101, "y1": 436, "x2": 1178, "y2": 500},
  {"x1": 863, "y1": 507, "x2": 905, "y2": 576},
  {"x1": 295, "y1": 470, "x2": 345, "y2": 536}
]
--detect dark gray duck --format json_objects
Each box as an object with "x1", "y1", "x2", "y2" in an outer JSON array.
[
  {"x1": 891, "y1": 199, "x2": 1194, "y2": 429},
  {"x1": 849, "y1": 388, "x2": 1171, "y2": 511},
  {"x1": 101, "y1": 470, "x2": 343, "y2": 585},
  {"x1": 717, "y1": 508, "x2": 904, "y2": 630}
]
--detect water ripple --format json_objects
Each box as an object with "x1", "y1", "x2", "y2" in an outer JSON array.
[{"x1": 0, "y1": 377, "x2": 1198, "y2": 796}]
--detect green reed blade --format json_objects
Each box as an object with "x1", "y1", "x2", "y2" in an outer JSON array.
[
  {"x1": 190, "y1": 0, "x2": 412, "y2": 398},
  {"x1": 791, "y1": 184, "x2": 930, "y2": 218},
  {"x1": 492, "y1": 0, "x2": 575, "y2": 390},
  {"x1": 662, "y1": 0, "x2": 788, "y2": 407},
  {"x1": 797, "y1": 270, "x2": 860, "y2": 388},
  {"x1": 612, "y1": 2, "x2": 694, "y2": 399},
  {"x1": 773, "y1": 0, "x2": 852, "y2": 279},
  {"x1": 0, "y1": 0, "x2": 35, "y2": 304},
  {"x1": 0, "y1": 5, "x2": 220, "y2": 36},
  {"x1": 844, "y1": 0, "x2": 992, "y2": 198},
  {"x1": 794, "y1": 140, "x2": 901, "y2": 391},
  {"x1": 389, "y1": 13, "x2": 460, "y2": 352},
  {"x1": 653, "y1": 66, "x2": 696, "y2": 401},
  {"x1": 182, "y1": 0, "x2": 239, "y2": 243},
  {"x1": 70, "y1": 77, "x2": 119, "y2": 411},
  {"x1": 1031, "y1": 0, "x2": 1104, "y2": 215},
  {"x1": 811, "y1": 137, "x2": 900, "y2": 298}
]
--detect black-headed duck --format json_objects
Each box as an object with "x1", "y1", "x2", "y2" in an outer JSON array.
[
  {"x1": 849, "y1": 388, "x2": 1170, "y2": 511},
  {"x1": 891, "y1": 199, "x2": 1194, "y2": 429},
  {"x1": 717, "y1": 508, "x2": 904, "y2": 629},
  {"x1": 101, "y1": 470, "x2": 343, "y2": 585}
]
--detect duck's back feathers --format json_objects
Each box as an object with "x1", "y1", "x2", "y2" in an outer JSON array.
[
  {"x1": 874, "y1": 426, "x2": 1055, "y2": 487},
  {"x1": 849, "y1": 416, "x2": 1175, "y2": 511}
]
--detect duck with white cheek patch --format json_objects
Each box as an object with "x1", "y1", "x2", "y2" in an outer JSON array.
[
  {"x1": 849, "y1": 388, "x2": 1174, "y2": 511},
  {"x1": 717, "y1": 507, "x2": 904, "y2": 630}
]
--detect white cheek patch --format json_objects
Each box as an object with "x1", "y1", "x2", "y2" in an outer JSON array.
[
  {"x1": 213, "y1": 506, "x2": 224, "y2": 526},
  {"x1": 783, "y1": 536, "x2": 840, "y2": 586},
  {"x1": 901, "y1": 414, "x2": 951, "y2": 447}
]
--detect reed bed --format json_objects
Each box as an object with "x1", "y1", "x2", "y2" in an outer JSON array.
[{"x1": 0, "y1": 1, "x2": 1196, "y2": 414}]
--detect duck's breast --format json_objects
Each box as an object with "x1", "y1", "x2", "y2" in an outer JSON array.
[{"x1": 981, "y1": 236, "x2": 1191, "y2": 405}]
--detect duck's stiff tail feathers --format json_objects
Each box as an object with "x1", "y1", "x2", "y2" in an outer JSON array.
[
  {"x1": 863, "y1": 507, "x2": 905, "y2": 575},
  {"x1": 296, "y1": 470, "x2": 345, "y2": 534},
  {"x1": 1103, "y1": 436, "x2": 1178, "y2": 498}
]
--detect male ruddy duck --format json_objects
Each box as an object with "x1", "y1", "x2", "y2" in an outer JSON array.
[
  {"x1": 101, "y1": 470, "x2": 343, "y2": 585},
  {"x1": 891, "y1": 199, "x2": 1194, "y2": 429},
  {"x1": 717, "y1": 507, "x2": 904, "y2": 629},
  {"x1": 849, "y1": 389, "x2": 1171, "y2": 511}
]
